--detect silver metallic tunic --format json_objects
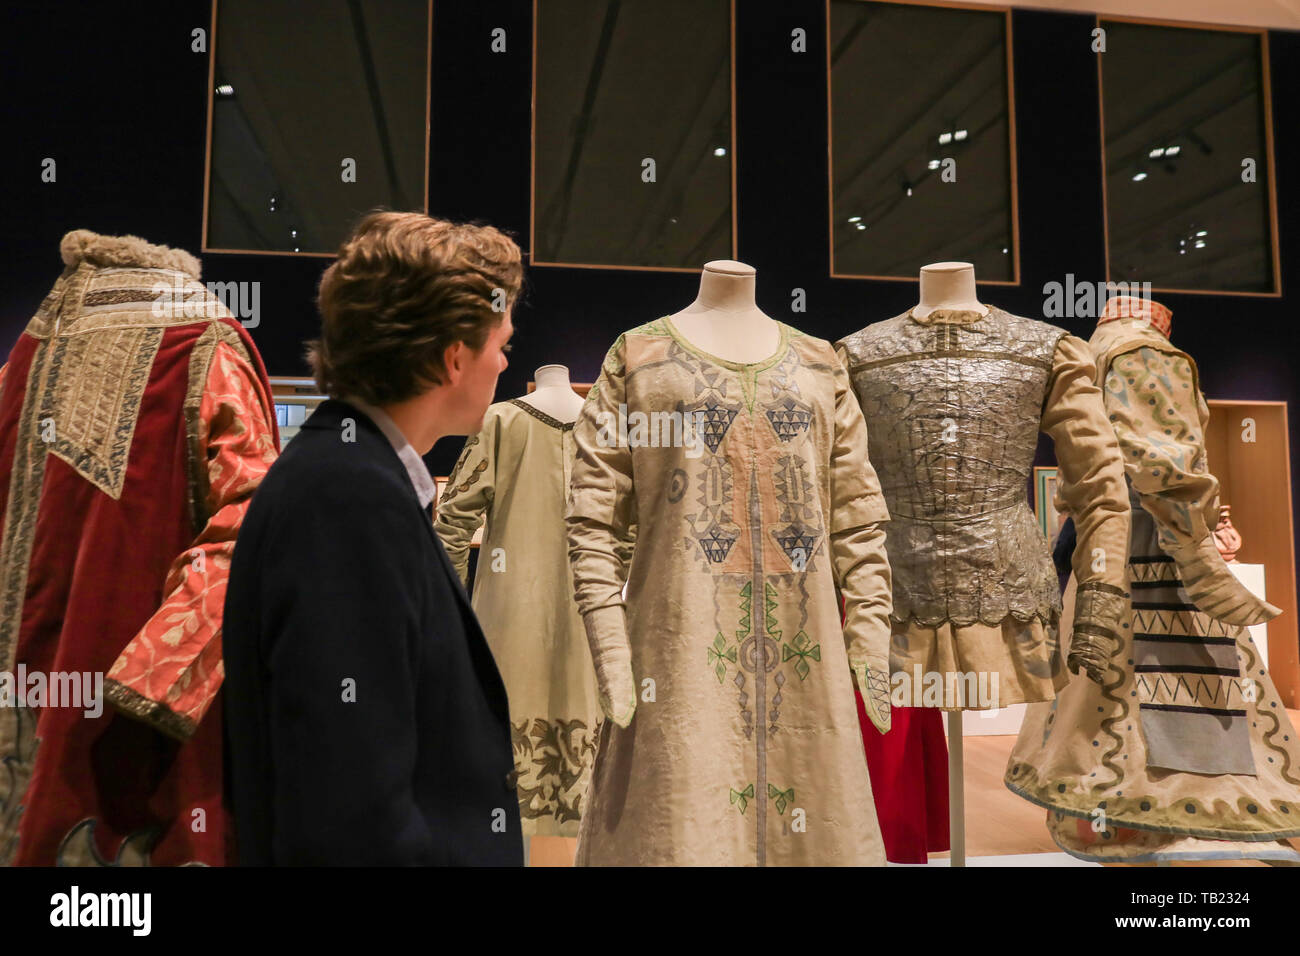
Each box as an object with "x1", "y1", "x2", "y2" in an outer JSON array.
[{"x1": 837, "y1": 307, "x2": 1066, "y2": 629}]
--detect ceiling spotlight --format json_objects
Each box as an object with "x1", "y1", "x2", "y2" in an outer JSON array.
[
  {"x1": 938, "y1": 131, "x2": 953, "y2": 145},
  {"x1": 1195, "y1": 229, "x2": 1207, "y2": 237},
  {"x1": 906, "y1": 185, "x2": 913, "y2": 197},
  {"x1": 1132, "y1": 171, "x2": 1148, "y2": 182},
  {"x1": 928, "y1": 159, "x2": 941, "y2": 170},
  {"x1": 1148, "y1": 147, "x2": 1165, "y2": 158},
  {"x1": 1194, "y1": 239, "x2": 1206, "y2": 249},
  {"x1": 847, "y1": 216, "x2": 862, "y2": 223},
  {"x1": 856, "y1": 223, "x2": 866, "y2": 231},
  {"x1": 216, "y1": 84, "x2": 235, "y2": 96},
  {"x1": 1001, "y1": 247, "x2": 1008, "y2": 254},
  {"x1": 713, "y1": 147, "x2": 727, "y2": 157},
  {"x1": 1165, "y1": 145, "x2": 1181, "y2": 156},
  {"x1": 954, "y1": 129, "x2": 968, "y2": 141}
]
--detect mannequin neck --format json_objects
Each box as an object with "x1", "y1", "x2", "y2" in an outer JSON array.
[
  {"x1": 693, "y1": 261, "x2": 758, "y2": 313},
  {"x1": 518, "y1": 364, "x2": 584, "y2": 424},
  {"x1": 532, "y1": 364, "x2": 572, "y2": 392},
  {"x1": 667, "y1": 260, "x2": 779, "y2": 363},
  {"x1": 914, "y1": 262, "x2": 988, "y2": 319}
]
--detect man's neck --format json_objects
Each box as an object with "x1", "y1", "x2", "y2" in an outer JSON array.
[{"x1": 378, "y1": 393, "x2": 444, "y2": 456}]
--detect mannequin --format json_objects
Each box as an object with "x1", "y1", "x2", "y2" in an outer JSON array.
[
  {"x1": 564, "y1": 262, "x2": 896, "y2": 865},
  {"x1": 912, "y1": 261, "x2": 989, "y2": 320},
  {"x1": 914, "y1": 262, "x2": 984, "y2": 867},
  {"x1": 437, "y1": 364, "x2": 602, "y2": 861},
  {"x1": 665, "y1": 260, "x2": 781, "y2": 363},
  {"x1": 1006, "y1": 295, "x2": 1296, "y2": 864},
  {"x1": 835, "y1": 261, "x2": 1131, "y2": 867},
  {"x1": 517, "y1": 364, "x2": 585, "y2": 423}
]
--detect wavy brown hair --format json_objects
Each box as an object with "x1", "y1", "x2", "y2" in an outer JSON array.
[{"x1": 307, "y1": 211, "x2": 523, "y2": 405}]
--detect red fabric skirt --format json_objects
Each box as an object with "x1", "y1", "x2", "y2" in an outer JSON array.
[{"x1": 856, "y1": 692, "x2": 950, "y2": 863}]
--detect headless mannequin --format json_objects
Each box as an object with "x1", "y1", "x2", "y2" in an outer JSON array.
[
  {"x1": 666, "y1": 260, "x2": 781, "y2": 363},
  {"x1": 913, "y1": 260, "x2": 988, "y2": 869},
  {"x1": 514, "y1": 365, "x2": 585, "y2": 868},
  {"x1": 517, "y1": 364, "x2": 585, "y2": 423},
  {"x1": 912, "y1": 261, "x2": 989, "y2": 320}
]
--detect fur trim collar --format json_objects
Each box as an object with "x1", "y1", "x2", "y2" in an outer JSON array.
[{"x1": 60, "y1": 230, "x2": 201, "y2": 279}]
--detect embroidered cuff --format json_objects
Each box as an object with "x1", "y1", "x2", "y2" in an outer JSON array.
[
  {"x1": 851, "y1": 661, "x2": 891, "y2": 734},
  {"x1": 1068, "y1": 582, "x2": 1126, "y2": 684}
]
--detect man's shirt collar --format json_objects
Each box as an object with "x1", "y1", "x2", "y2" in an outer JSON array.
[{"x1": 345, "y1": 397, "x2": 438, "y2": 512}]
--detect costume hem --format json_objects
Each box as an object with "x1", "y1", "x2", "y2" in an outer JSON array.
[{"x1": 1004, "y1": 777, "x2": 1300, "y2": 842}]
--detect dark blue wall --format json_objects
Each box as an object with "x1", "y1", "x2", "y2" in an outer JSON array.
[{"x1": 3, "y1": 1, "x2": 1297, "y2": 598}]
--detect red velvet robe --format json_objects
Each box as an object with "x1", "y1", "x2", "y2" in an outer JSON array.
[{"x1": 0, "y1": 232, "x2": 277, "y2": 866}]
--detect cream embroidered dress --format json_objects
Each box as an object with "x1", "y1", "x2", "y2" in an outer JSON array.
[
  {"x1": 436, "y1": 398, "x2": 602, "y2": 837},
  {"x1": 566, "y1": 317, "x2": 893, "y2": 866}
]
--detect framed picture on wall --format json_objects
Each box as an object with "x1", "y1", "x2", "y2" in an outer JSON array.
[{"x1": 1034, "y1": 466, "x2": 1061, "y2": 541}]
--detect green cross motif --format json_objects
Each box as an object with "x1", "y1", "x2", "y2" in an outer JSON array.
[
  {"x1": 781, "y1": 631, "x2": 821, "y2": 680},
  {"x1": 730, "y1": 783, "x2": 755, "y2": 815},
  {"x1": 768, "y1": 783, "x2": 794, "y2": 815},
  {"x1": 708, "y1": 632, "x2": 738, "y2": 683}
]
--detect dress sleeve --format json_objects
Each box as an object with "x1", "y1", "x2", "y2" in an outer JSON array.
[
  {"x1": 1039, "y1": 335, "x2": 1131, "y2": 683},
  {"x1": 435, "y1": 412, "x2": 498, "y2": 587},
  {"x1": 104, "y1": 340, "x2": 279, "y2": 740},
  {"x1": 1104, "y1": 346, "x2": 1278, "y2": 626},
  {"x1": 566, "y1": 336, "x2": 638, "y2": 727},
  {"x1": 832, "y1": 345, "x2": 893, "y2": 732}
]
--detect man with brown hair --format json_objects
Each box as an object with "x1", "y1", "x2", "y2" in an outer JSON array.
[{"x1": 222, "y1": 212, "x2": 524, "y2": 865}]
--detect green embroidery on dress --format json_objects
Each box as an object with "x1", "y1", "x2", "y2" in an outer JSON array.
[
  {"x1": 730, "y1": 783, "x2": 755, "y2": 814},
  {"x1": 782, "y1": 631, "x2": 821, "y2": 681},
  {"x1": 708, "y1": 632, "x2": 738, "y2": 683},
  {"x1": 768, "y1": 784, "x2": 794, "y2": 815},
  {"x1": 630, "y1": 318, "x2": 669, "y2": 337},
  {"x1": 737, "y1": 581, "x2": 752, "y2": 640},
  {"x1": 764, "y1": 581, "x2": 782, "y2": 640}
]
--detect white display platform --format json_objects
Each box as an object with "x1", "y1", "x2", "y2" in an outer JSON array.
[{"x1": 951, "y1": 564, "x2": 1268, "y2": 737}]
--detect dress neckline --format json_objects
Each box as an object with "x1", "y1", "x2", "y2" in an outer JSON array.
[
  {"x1": 508, "y1": 397, "x2": 575, "y2": 431},
  {"x1": 660, "y1": 315, "x2": 790, "y2": 372},
  {"x1": 908, "y1": 306, "x2": 994, "y2": 326}
]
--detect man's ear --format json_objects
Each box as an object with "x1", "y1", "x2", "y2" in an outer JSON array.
[{"x1": 441, "y1": 340, "x2": 464, "y2": 385}]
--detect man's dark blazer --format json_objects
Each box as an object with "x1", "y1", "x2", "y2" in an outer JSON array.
[{"x1": 222, "y1": 399, "x2": 523, "y2": 865}]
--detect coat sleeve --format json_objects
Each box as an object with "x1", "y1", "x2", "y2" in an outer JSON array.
[
  {"x1": 1039, "y1": 335, "x2": 1131, "y2": 684},
  {"x1": 565, "y1": 335, "x2": 638, "y2": 728},
  {"x1": 259, "y1": 478, "x2": 437, "y2": 865},
  {"x1": 435, "y1": 411, "x2": 498, "y2": 587},
  {"x1": 1104, "y1": 345, "x2": 1279, "y2": 626},
  {"x1": 104, "y1": 340, "x2": 279, "y2": 739},
  {"x1": 832, "y1": 345, "x2": 893, "y2": 732}
]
